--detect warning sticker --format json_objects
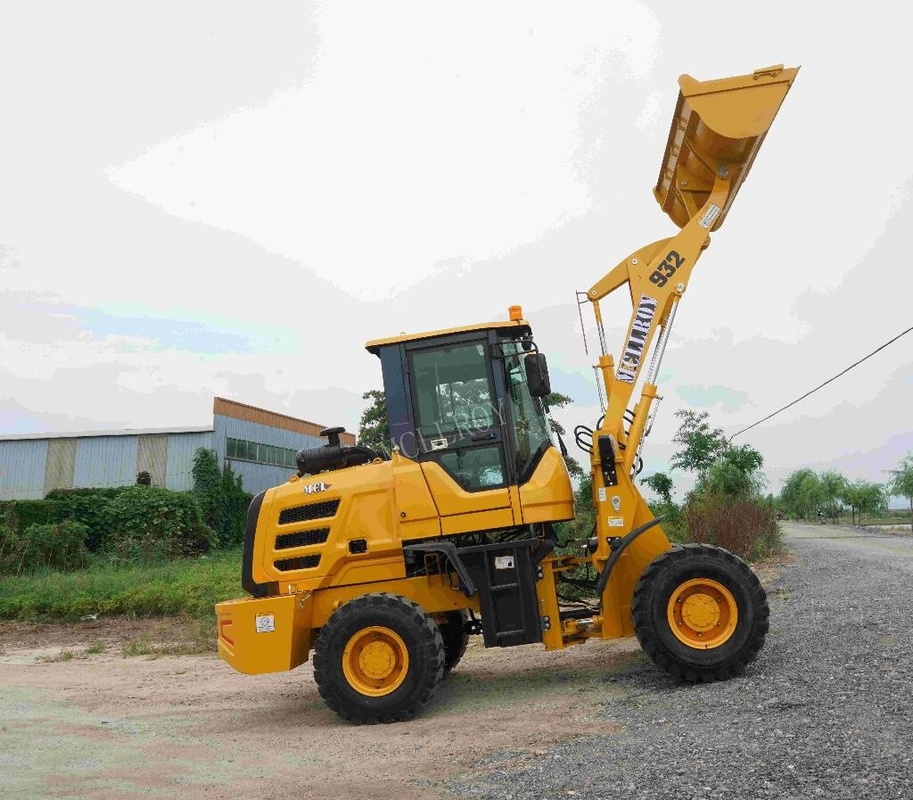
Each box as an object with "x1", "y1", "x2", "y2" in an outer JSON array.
[
  {"x1": 699, "y1": 203, "x2": 721, "y2": 229},
  {"x1": 608, "y1": 517, "x2": 625, "y2": 527},
  {"x1": 255, "y1": 613, "x2": 275, "y2": 633},
  {"x1": 494, "y1": 556, "x2": 515, "y2": 570},
  {"x1": 598, "y1": 487, "x2": 607, "y2": 503}
]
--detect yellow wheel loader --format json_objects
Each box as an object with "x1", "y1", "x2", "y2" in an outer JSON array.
[{"x1": 215, "y1": 65, "x2": 798, "y2": 723}]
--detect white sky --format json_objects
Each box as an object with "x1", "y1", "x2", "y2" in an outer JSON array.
[{"x1": 2, "y1": 1, "x2": 912, "y2": 499}]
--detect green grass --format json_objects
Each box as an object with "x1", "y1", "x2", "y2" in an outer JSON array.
[
  {"x1": 805, "y1": 509, "x2": 912, "y2": 527},
  {"x1": 121, "y1": 636, "x2": 152, "y2": 657},
  {"x1": 84, "y1": 641, "x2": 105, "y2": 655},
  {"x1": 0, "y1": 548, "x2": 243, "y2": 623}
]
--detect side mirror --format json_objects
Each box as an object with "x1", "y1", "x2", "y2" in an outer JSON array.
[{"x1": 524, "y1": 353, "x2": 551, "y2": 398}]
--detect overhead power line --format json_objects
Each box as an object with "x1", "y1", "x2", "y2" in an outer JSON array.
[{"x1": 729, "y1": 324, "x2": 913, "y2": 441}]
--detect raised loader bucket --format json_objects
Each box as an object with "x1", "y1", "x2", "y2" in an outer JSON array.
[{"x1": 654, "y1": 64, "x2": 799, "y2": 231}]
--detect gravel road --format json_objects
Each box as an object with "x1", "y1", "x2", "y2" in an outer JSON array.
[{"x1": 447, "y1": 522, "x2": 913, "y2": 800}]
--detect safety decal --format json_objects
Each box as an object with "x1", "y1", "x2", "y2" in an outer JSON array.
[
  {"x1": 303, "y1": 481, "x2": 331, "y2": 495},
  {"x1": 611, "y1": 495, "x2": 621, "y2": 512},
  {"x1": 608, "y1": 517, "x2": 625, "y2": 527},
  {"x1": 616, "y1": 294, "x2": 658, "y2": 383},
  {"x1": 255, "y1": 613, "x2": 275, "y2": 633},
  {"x1": 494, "y1": 556, "x2": 515, "y2": 570},
  {"x1": 699, "y1": 203, "x2": 721, "y2": 229},
  {"x1": 598, "y1": 487, "x2": 607, "y2": 503}
]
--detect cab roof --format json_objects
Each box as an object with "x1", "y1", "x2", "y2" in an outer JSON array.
[{"x1": 365, "y1": 319, "x2": 531, "y2": 355}]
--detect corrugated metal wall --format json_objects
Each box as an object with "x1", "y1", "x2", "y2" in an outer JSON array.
[
  {"x1": 45, "y1": 439, "x2": 77, "y2": 493},
  {"x1": 73, "y1": 436, "x2": 140, "y2": 489},
  {"x1": 136, "y1": 435, "x2": 168, "y2": 487},
  {"x1": 0, "y1": 430, "x2": 215, "y2": 499},
  {"x1": 214, "y1": 414, "x2": 325, "y2": 495},
  {"x1": 165, "y1": 431, "x2": 214, "y2": 491},
  {"x1": 0, "y1": 439, "x2": 48, "y2": 500}
]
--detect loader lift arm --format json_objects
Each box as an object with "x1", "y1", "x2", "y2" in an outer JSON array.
[{"x1": 578, "y1": 65, "x2": 799, "y2": 629}]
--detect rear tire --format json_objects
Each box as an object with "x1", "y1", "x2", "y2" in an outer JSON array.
[
  {"x1": 632, "y1": 544, "x2": 769, "y2": 682},
  {"x1": 438, "y1": 610, "x2": 469, "y2": 675},
  {"x1": 313, "y1": 593, "x2": 444, "y2": 723}
]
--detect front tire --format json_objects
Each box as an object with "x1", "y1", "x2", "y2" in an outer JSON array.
[
  {"x1": 632, "y1": 544, "x2": 769, "y2": 682},
  {"x1": 313, "y1": 593, "x2": 445, "y2": 723}
]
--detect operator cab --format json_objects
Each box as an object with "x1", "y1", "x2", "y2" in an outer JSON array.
[{"x1": 365, "y1": 307, "x2": 556, "y2": 493}]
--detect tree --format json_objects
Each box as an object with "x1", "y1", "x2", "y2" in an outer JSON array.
[
  {"x1": 558, "y1": 474, "x2": 595, "y2": 547},
  {"x1": 698, "y1": 444, "x2": 765, "y2": 499},
  {"x1": 357, "y1": 389, "x2": 391, "y2": 455},
  {"x1": 860, "y1": 482, "x2": 887, "y2": 525},
  {"x1": 545, "y1": 392, "x2": 584, "y2": 479},
  {"x1": 641, "y1": 472, "x2": 674, "y2": 505},
  {"x1": 888, "y1": 453, "x2": 913, "y2": 531},
  {"x1": 819, "y1": 470, "x2": 847, "y2": 523},
  {"x1": 841, "y1": 480, "x2": 886, "y2": 527},
  {"x1": 779, "y1": 468, "x2": 823, "y2": 521},
  {"x1": 840, "y1": 482, "x2": 860, "y2": 526},
  {"x1": 670, "y1": 410, "x2": 728, "y2": 474}
]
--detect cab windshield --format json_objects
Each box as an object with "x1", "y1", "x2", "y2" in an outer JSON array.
[{"x1": 502, "y1": 341, "x2": 554, "y2": 478}]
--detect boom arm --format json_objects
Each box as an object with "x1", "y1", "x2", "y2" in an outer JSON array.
[{"x1": 581, "y1": 65, "x2": 799, "y2": 630}]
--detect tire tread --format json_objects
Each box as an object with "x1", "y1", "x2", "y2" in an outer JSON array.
[
  {"x1": 313, "y1": 592, "x2": 444, "y2": 724},
  {"x1": 632, "y1": 544, "x2": 769, "y2": 683}
]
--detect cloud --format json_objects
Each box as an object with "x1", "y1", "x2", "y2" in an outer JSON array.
[
  {"x1": 677, "y1": 384, "x2": 753, "y2": 413},
  {"x1": 0, "y1": 293, "x2": 257, "y2": 354},
  {"x1": 636, "y1": 90, "x2": 666, "y2": 131},
  {"x1": 105, "y1": 2, "x2": 660, "y2": 301}
]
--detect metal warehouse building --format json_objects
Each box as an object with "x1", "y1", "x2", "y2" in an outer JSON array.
[{"x1": 0, "y1": 397, "x2": 355, "y2": 501}]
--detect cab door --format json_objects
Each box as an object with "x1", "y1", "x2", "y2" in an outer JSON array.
[{"x1": 406, "y1": 336, "x2": 516, "y2": 533}]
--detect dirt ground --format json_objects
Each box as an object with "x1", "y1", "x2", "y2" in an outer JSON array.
[
  {"x1": 0, "y1": 562, "x2": 784, "y2": 800},
  {"x1": 1, "y1": 614, "x2": 645, "y2": 800}
]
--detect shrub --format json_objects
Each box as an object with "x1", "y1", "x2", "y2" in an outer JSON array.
[
  {"x1": 0, "y1": 522, "x2": 16, "y2": 574},
  {"x1": 684, "y1": 493, "x2": 781, "y2": 561},
  {"x1": 44, "y1": 487, "x2": 130, "y2": 551},
  {"x1": 101, "y1": 487, "x2": 215, "y2": 563},
  {"x1": 0, "y1": 498, "x2": 65, "y2": 532},
  {"x1": 646, "y1": 500, "x2": 687, "y2": 543},
  {"x1": 191, "y1": 448, "x2": 252, "y2": 548},
  {"x1": 0, "y1": 520, "x2": 90, "y2": 575}
]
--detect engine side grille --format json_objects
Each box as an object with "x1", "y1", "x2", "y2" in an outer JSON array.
[
  {"x1": 275, "y1": 528, "x2": 330, "y2": 550},
  {"x1": 274, "y1": 555, "x2": 321, "y2": 572},
  {"x1": 278, "y1": 499, "x2": 340, "y2": 525}
]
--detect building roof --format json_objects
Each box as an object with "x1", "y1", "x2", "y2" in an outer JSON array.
[
  {"x1": 0, "y1": 397, "x2": 356, "y2": 446},
  {"x1": 0, "y1": 426, "x2": 213, "y2": 442}
]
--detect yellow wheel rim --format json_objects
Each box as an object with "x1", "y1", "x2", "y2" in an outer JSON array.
[
  {"x1": 667, "y1": 578, "x2": 738, "y2": 650},
  {"x1": 342, "y1": 626, "x2": 409, "y2": 697}
]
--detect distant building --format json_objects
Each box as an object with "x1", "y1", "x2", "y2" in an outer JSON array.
[{"x1": 0, "y1": 397, "x2": 355, "y2": 500}]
